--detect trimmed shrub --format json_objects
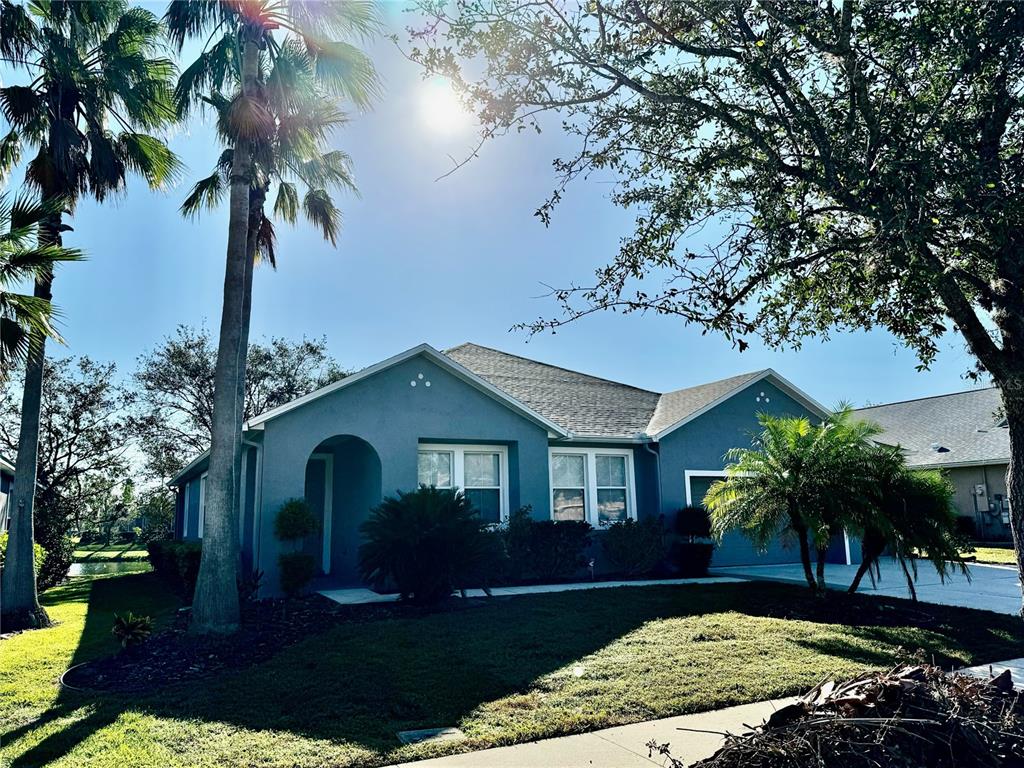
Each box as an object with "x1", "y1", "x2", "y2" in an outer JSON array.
[
  {"x1": 274, "y1": 498, "x2": 319, "y2": 542},
  {"x1": 676, "y1": 505, "x2": 713, "y2": 540},
  {"x1": 0, "y1": 532, "x2": 47, "y2": 577},
  {"x1": 358, "y1": 487, "x2": 506, "y2": 604},
  {"x1": 504, "y1": 507, "x2": 592, "y2": 582},
  {"x1": 274, "y1": 498, "x2": 319, "y2": 597},
  {"x1": 671, "y1": 541, "x2": 714, "y2": 577},
  {"x1": 147, "y1": 540, "x2": 202, "y2": 598},
  {"x1": 278, "y1": 552, "x2": 316, "y2": 598},
  {"x1": 601, "y1": 518, "x2": 667, "y2": 576}
]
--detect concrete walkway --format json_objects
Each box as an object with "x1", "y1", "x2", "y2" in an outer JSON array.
[
  {"x1": 963, "y1": 657, "x2": 1024, "y2": 682},
  {"x1": 319, "y1": 576, "x2": 744, "y2": 606},
  {"x1": 392, "y1": 698, "x2": 790, "y2": 768},
  {"x1": 392, "y1": 660, "x2": 1023, "y2": 767},
  {"x1": 713, "y1": 560, "x2": 1022, "y2": 615}
]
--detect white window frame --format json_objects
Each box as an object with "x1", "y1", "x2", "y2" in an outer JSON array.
[
  {"x1": 418, "y1": 443, "x2": 510, "y2": 523},
  {"x1": 198, "y1": 471, "x2": 208, "y2": 538},
  {"x1": 548, "y1": 447, "x2": 636, "y2": 527}
]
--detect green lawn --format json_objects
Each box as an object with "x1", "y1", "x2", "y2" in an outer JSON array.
[
  {"x1": 968, "y1": 546, "x2": 1017, "y2": 566},
  {"x1": 72, "y1": 543, "x2": 149, "y2": 563},
  {"x1": 3, "y1": 573, "x2": 1024, "y2": 768}
]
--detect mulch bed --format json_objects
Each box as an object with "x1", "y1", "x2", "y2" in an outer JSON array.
[{"x1": 63, "y1": 594, "x2": 483, "y2": 693}]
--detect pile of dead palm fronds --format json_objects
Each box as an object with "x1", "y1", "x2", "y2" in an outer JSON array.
[{"x1": 650, "y1": 664, "x2": 1024, "y2": 768}]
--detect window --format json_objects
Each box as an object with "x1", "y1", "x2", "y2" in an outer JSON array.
[
  {"x1": 551, "y1": 453, "x2": 587, "y2": 522},
  {"x1": 596, "y1": 455, "x2": 628, "y2": 525},
  {"x1": 198, "y1": 472, "x2": 208, "y2": 538},
  {"x1": 549, "y1": 449, "x2": 635, "y2": 526},
  {"x1": 417, "y1": 444, "x2": 508, "y2": 524}
]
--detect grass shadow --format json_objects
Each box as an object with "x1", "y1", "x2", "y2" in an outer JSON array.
[{"x1": 7, "y1": 579, "x2": 1024, "y2": 767}]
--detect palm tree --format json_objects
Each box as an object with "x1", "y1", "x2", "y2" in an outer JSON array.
[
  {"x1": 1, "y1": 195, "x2": 82, "y2": 375},
  {"x1": 704, "y1": 409, "x2": 880, "y2": 593},
  {"x1": 166, "y1": 0, "x2": 379, "y2": 633},
  {"x1": 847, "y1": 447, "x2": 967, "y2": 600},
  {"x1": 0, "y1": 0, "x2": 179, "y2": 631}
]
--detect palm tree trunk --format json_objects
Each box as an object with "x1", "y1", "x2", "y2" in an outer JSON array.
[
  {"x1": 791, "y1": 517, "x2": 817, "y2": 592},
  {"x1": 848, "y1": 529, "x2": 886, "y2": 594},
  {"x1": 190, "y1": 31, "x2": 260, "y2": 634},
  {"x1": 230, "y1": 187, "x2": 264, "y2": 574},
  {"x1": 0, "y1": 269, "x2": 53, "y2": 631}
]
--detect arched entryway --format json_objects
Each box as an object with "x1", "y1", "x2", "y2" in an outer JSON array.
[{"x1": 304, "y1": 435, "x2": 382, "y2": 584}]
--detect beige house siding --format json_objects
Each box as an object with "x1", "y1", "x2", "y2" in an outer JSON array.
[{"x1": 943, "y1": 463, "x2": 1010, "y2": 541}]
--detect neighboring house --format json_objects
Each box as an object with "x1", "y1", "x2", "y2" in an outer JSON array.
[
  {"x1": 855, "y1": 388, "x2": 1011, "y2": 542},
  {"x1": 171, "y1": 342, "x2": 857, "y2": 594},
  {"x1": 0, "y1": 454, "x2": 13, "y2": 531}
]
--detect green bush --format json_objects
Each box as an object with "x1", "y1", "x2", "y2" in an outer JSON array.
[
  {"x1": 675, "y1": 506, "x2": 713, "y2": 540},
  {"x1": 670, "y1": 541, "x2": 714, "y2": 577},
  {"x1": 504, "y1": 507, "x2": 592, "y2": 582},
  {"x1": 147, "y1": 540, "x2": 202, "y2": 598},
  {"x1": 111, "y1": 611, "x2": 153, "y2": 649},
  {"x1": 278, "y1": 552, "x2": 316, "y2": 598},
  {"x1": 358, "y1": 487, "x2": 506, "y2": 604},
  {"x1": 601, "y1": 518, "x2": 666, "y2": 576},
  {"x1": 0, "y1": 532, "x2": 47, "y2": 577},
  {"x1": 37, "y1": 535, "x2": 74, "y2": 591},
  {"x1": 274, "y1": 498, "x2": 319, "y2": 543}
]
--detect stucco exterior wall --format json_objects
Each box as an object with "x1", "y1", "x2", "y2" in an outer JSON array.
[
  {"x1": 656, "y1": 379, "x2": 858, "y2": 566},
  {"x1": 255, "y1": 353, "x2": 553, "y2": 592},
  {"x1": 944, "y1": 463, "x2": 1011, "y2": 541}
]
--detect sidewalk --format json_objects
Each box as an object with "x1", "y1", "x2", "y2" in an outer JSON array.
[
  {"x1": 393, "y1": 698, "x2": 791, "y2": 768},
  {"x1": 320, "y1": 576, "x2": 744, "y2": 606},
  {"x1": 392, "y1": 659, "x2": 1023, "y2": 767}
]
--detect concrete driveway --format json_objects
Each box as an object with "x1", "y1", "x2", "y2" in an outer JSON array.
[{"x1": 713, "y1": 560, "x2": 1022, "y2": 615}]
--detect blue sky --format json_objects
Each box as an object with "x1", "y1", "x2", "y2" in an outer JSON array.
[{"x1": 15, "y1": 4, "x2": 988, "y2": 407}]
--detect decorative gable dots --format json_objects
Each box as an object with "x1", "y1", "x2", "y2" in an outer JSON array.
[
  {"x1": 410, "y1": 372, "x2": 431, "y2": 388},
  {"x1": 755, "y1": 391, "x2": 771, "y2": 404}
]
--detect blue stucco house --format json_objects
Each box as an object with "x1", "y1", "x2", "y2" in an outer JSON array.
[
  {"x1": 0, "y1": 454, "x2": 14, "y2": 531},
  {"x1": 171, "y1": 342, "x2": 857, "y2": 593}
]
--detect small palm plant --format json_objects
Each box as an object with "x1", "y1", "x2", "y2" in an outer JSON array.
[
  {"x1": 111, "y1": 611, "x2": 153, "y2": 649},
  {"x1": 0, "y1": 195, "x2": 82, "y2": 374},
  {"x1": 705, "y1": 408, "x2": 879, "y2": 593},
  {"x1": 848, "y1": 447, "x2": 967, "y2": 600}
]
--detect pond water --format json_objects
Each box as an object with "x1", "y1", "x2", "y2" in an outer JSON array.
[{"x1": 69, "y1": 561, "x2": 151, "y2": 577}]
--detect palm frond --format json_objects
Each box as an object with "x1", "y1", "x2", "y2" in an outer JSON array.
[
  {"x1": 273, "y1": 181, "x2": 298, "y2": 223},
  {"x1": 180, "y1": 171, "x2": 225, "y2": 218},
  {"x1": 164, "y1": 0, "x2": 239, "y2": 52},
  {"x1": 173, "y1": 30, "x2": 237, "y2": 117},
  {"x1": 287, "y1": 0, "x2": 382, "y2": 42},
  {"x1": 255, "y1": 213, "x2": 276, "y2": 268},
  {"x1": 302, "y1": 188, "x2": 341, "y2": 245},
  {"x1": 118, "y1": 133, "x2": 184, "y2": 189},
  {"x1": 307, "y1": 40, "x2": 380, "y2": 110},
  {"x1": 0, "y1": 0, "x2": 38, "y2": 60},
  {"x1": 0, "y1": 130, "x2": 21, "y2": 182}
]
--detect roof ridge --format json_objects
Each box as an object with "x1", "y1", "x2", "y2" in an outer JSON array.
[
  {"x1": 444, "y1": 341, "x2": 660, "y2": 395},
  {"x1": 660, "y1": 369, "x2": 768, "y2": 396},
  {"x1": 855, "y1": 385, "x2": 1000, "y2": 411}
]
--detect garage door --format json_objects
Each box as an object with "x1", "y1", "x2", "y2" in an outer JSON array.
[{"x1": 686, "y1": 474, "x2": 804, "y2": 567}]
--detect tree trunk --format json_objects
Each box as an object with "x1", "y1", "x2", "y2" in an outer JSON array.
[
  {"x1": 815, "y1": 546, "x2": 827, "y2": 591},
  {"x1": 230, "y1": 186, "x2": 264, "y2": 576},
  {"x1": 848, "y1": 529, "x2": 886, "y2": 594},
  {"x1": 0, "y1": 271, "x2": 54, "y2": 631},
  {"x1": 1002, "y1": 382, "x2": 1024, "y2": 615},
  {"x1": 190, "y1": 31, "x2": 260, "y2": 634},
  {"x1": 791, "y1": 517, "x2": 817, "y2": 592}
]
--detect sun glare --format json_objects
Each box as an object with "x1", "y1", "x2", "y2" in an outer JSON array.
[{"x1": 419, "y1": 77, "x2": 472, "y2": 135}]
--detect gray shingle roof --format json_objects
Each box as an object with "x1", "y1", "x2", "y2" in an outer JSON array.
[
  {"x1": 646, "y1": 372, "x2": 767, "y2": 435},
  {"x1": 854, "y1": 387, "x2": 1009, "y2": 468},
  {"x1": 445, "y1": 343, "x2": 661, "y2": 437},
  {"x1": 445, "y1": 343, "x2": 769, "y2": 439}
]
